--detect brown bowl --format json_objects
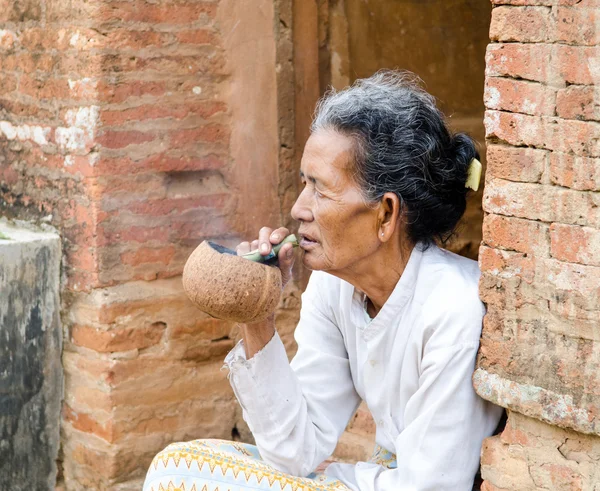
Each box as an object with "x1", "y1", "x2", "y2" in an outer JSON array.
[{"x1": 182, "y1": 241, "x2": 282, "y2": 323}]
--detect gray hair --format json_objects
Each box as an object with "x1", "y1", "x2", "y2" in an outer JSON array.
[{"x1": 311, "y1": 70, "x2": 478, "y2": 245}]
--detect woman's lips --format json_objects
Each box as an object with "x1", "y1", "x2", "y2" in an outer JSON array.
[{"x1": 299, "y1": 235, "x2": 318, "y2": 250}]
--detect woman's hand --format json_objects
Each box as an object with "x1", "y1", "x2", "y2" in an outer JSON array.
[
  {"x1": 235, "y1": 227, "x2": 294, "y2": 358},
  {"x1": 235, "y1": 226, "x2": 295, "y2": 288}
]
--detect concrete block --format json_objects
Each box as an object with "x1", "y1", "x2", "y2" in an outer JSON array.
[{"x1": 0, "y1": 219, "x2": 62, "y2": 490}]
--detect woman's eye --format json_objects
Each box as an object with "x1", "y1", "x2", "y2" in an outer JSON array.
[{"x1": 315, "y1": 188, "x2": 325, "y2": 199}]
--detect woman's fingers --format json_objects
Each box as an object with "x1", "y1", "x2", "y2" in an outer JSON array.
[
  {"x1": 258, "y1": 227, "x2": 274, "y2": 256},
  {"x1": 236, "y1": 227, "x2": 295, "y2": 287},
  {"x1": 269, "y1": 227, "x2": 290, "y2": 244},
  {"x1": 277, "y1": 242, "x2": 295, "y2": 286}
]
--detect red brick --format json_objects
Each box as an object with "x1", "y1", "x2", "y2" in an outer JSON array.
[
  {"x1": 45, "y1": 0, "x2": 97, "y2": 22},
  {"x1": 551, "y1": 223, "x2": 600, "y2": 267},
  {"x1": 176, "y1": 29, "x2": 220, "y2": 46},
  {"x1": 86, "y1": 174, "x2": 165, "y2": 205},
  {"x1": 486, "y1": 43, "x2": 554, "y2": 83},
  {"x1": 0, "y1": 52, "x2": 58, "y2": 72},
  {"x1": 484, "y1": 77, "x2": 555, "y2": 116},
  {"x1": 0, "y1": 97, "x2": 56, "y2": 121},
  {"x1": 541, "y1": 258, "x2": 600, "y2": 311},
  {"x1": 95, "y1": 130, "x2": 156, "y2": 149},
  {"x1": 483, "y1": 214, "x2": 550, "y2": 256},
  {"x1": 479, "y1": 246, "x2": 536, "y2": 283},
  {"x1": 96, "y1": 80, "x2": 167, "y2": 104},
  {"x1": 93, "y1": 153, "x2": 225, "y2": 176},
  {"x1": 554, "y1": 118, "x2": 600, "y2": 157},
  {"x1": 63, "y1": 404, "x2": 112, "y2": 442},
  {"x1": 169, "y1": 124, "x2": 229, "y2": 146},
  {"x1": 490, "y1": 6, "x2": 551, "y2": 42},
  {"x1": 555, "y1": 7, "x2": 600, "y2": 45},
  {"x1": 102, "y1": 30, "x2": 173, "y2": 50},
  {"x1": 120, "y1": 246, "x2": 176, "y2": 266},
  {"x1": 484, "y1": 110, "x2": 548, "y2": 149},
  {"x1": 99, "y1": 101, "x2": 226, "y2": 126},
  {"x1": 549, "y1": 153, "x2": 600, "y2": 191},
  {"x1": 486, "y1": 112, "x2": 600, "y2": 158},
  {"x1": 0, "y1": 73, "x2": 18, "y2": 94},
  {"x1": 97, "y1": 224, "x2": 171, "y2": 246},
  {"x1": 125, "y1": 195, "x2": 230, "y2": 216},
  {"x1": 556, "y1": 85, "x2": 600, "y2": 122},
  {"x1": 97, "y1": 1, "x2": 217, "y2": 24},
  {"x1": 19, "y1": 75, "x2": 72, "y2": 101},
  {"x1": 486, "y1": 144, "x2": 546, "y2": 183},
  {"x1": 556, "y1": 45, "x2": 600, "y2": 85},
  {"x1": 71, "y1": 323, "x2": 166, "y2": 353},
  {"x1": 130, "y1": 53, "x2": 225, "y2": 76},
  {"x1": 483, "y1": 178, "x2": 600, "y2": 227}
]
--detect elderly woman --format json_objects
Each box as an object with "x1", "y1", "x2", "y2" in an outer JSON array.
[{"x1": 144, "y1": 71, "x2": 503, "y2": 491}]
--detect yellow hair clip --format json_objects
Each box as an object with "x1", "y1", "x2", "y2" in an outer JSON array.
[{"x1": 465, "y1": 158, "x2": 482, "y2": 192}]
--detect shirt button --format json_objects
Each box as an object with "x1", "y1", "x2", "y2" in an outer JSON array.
[{"x1": 369, "y1": 360, "x2": 377, "y2": 367}]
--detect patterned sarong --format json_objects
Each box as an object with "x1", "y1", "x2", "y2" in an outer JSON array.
[{"x1": 143, "y1": 439, "x2": 351, "y2": 491}]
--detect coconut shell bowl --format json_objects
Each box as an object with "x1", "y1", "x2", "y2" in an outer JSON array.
[{"x1": 182, "y1": 235, "x2": 298, "y2": 324}]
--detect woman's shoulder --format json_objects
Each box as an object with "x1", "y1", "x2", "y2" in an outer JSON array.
[
  {"x1": 415, "y1": 245, "x2": 485, "y2": 345},
  {"x1": 418, "y1": 245, "x2": 481, "y2": 289}
]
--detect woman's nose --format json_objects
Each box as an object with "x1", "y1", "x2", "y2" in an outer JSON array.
[{"x1": 291, "y1": 188, "x2": 313, "y2": 223}]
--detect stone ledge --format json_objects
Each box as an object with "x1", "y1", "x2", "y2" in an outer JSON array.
[{"x1": 473, "y1": 368, "x2": 599, "y2": 436}]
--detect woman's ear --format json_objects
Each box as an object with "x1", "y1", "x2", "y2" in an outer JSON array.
[{"x1": 378, "y1": 192, "x2": 402, "y2": 241}]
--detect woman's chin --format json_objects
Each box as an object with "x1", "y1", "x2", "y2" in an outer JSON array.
[{"x1": 300, "y1": 250, "x2": 328, "y2": 272}]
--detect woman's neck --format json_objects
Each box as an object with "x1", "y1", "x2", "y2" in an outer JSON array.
[{"x1": 335, "y1": 239, "x2": 415, "y2": 317}]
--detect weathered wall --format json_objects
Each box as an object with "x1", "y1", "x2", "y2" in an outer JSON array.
[
  {"x1": 475, "y1": 0, "x2": 600, "y2": 488},
  {"x1": 0, "y1": 220, "x2": 62, "y2": 490},
  {"x1": 0, "y1": 0, "x2": 298, "y2": 488},
  {"x1": 322, "y1": 0, "x2": 492, "y2": 258}
]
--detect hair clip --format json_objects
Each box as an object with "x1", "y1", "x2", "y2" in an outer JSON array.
[{"x1": 465, "y1": 158, "x2": 482, "y2": 192}]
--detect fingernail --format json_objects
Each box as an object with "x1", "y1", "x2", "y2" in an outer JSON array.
[
  {"x1": 261, "y1": 243, "x2": 268, "y2": 253},
  {"x1": 271, "y1": 233, "x2": 279, "y2": 241}
]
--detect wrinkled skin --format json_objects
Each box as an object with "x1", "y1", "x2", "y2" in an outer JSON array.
[
  {"x1": 238, "y1": 129, "x2": 414, "y2": 317},
  {"x1": 291, "y1": 129, "x2": 383, "y2": 275}
]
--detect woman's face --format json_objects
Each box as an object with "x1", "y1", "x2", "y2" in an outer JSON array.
[{"x1": 291, "y1": 129, "x2": 381, "y2": 273}]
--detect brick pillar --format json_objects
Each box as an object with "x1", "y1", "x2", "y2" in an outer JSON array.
[
  {"x1": 475, "y1": 1, "x2": 600, "y2": 488},
  {"x1": 0, "y1": 0, "x2": 303, "y2": 488}
]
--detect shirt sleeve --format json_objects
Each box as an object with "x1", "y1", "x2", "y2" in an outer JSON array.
[
  {"x1": 225, "y1": 272, "x2": 362, "y2": 477},
  {"x1": 327, "y1": 302, "x2": 502, "y2": 490}
]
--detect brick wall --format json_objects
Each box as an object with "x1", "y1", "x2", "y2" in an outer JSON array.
[
  {"x1": 475, "y1": 0, "x2": 600, "y2": 488},
  {"x1": 0, "y1": 0, "x2": 299, "y2": 488}
]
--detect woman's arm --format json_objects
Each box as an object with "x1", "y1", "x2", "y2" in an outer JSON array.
[{"x1": 226, "y1": 271, "x2": 362, "y2": 477}]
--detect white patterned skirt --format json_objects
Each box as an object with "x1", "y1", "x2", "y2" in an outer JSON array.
[{"x1": 143, "y1": 439, "x2": 352, "y2": 491}]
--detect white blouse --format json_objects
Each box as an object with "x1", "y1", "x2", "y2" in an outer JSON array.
[{"x1": 225, "y1": 244, "x2": 503, "y2": 491}]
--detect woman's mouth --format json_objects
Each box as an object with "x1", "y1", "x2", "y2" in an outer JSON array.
[{"x1": 299, "y1": 234, "x2": 319, "y2": 250}]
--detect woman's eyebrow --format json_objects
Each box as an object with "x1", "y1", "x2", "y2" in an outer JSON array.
[{"x1": 299, "y1": 171, "x2": 318, "y2": 184}]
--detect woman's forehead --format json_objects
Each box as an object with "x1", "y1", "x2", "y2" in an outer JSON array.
[{"x1": 300, "y1": 130, "x2": 355, "y2": 182}]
